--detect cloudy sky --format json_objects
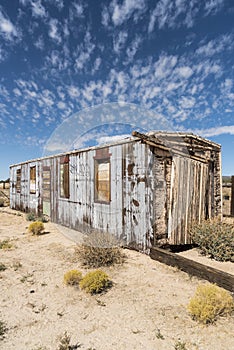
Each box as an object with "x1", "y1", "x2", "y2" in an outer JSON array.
[{"x1": 0, "y1": 0, "x2": 234, "y2": 179}]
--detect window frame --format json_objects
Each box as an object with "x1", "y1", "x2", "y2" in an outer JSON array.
[
  {"x1": 94, "y1": 148, "x2": 111, "y2": 204},
  {"x1": 60, "y1": 155, "x2": 70, "y2": 199},
  {"x1": 16, "y1": 168, "x2": 21, "y2": 193},
  {"x1": 30, "y1": 166, "x2": 36, "y2": 194}
]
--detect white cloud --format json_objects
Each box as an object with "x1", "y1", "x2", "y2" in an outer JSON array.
[
  {"x1": 91, "y1": 57, "x2": 102, "y2": 74},
  {"x1": 67, "y1": 85, "x2": 80, "y2": 99},
  {"x1": 196, "y1": 34, "x2": 233, "y2": 57},
  {"x1": 125, "y1": 35, "x2": 142, "y2": 63},
  {"x1": 196, "y1": 125, "x2": 234, "y2": 137},
  {"x1": 73, "y1": 1, "x2": 84, "y2": 17},
  {"x1": 180, "y1": 96, "x2": 195, "y2": 109},
  {"x1": 74, "y1": 31, "x2": 95, "y2": 71},
  {"x1": 113, "y1": 30, "x2": 128, "y2": 54},
  {"x1": 176, "y1": 66, "x2": 193, "y2": 79},
  {"x1": 48, "y1": 19, "x2": 61, "y2": 43},
  {"x1": 31, "y1": 0, "x2": 47, "y2": 18},
  {"x1": 58, "y1": 101, "x2": 67, "y2": 110},
  {"x1": 205, "y1": 0, "x2": 225, "y2": 15},
  {"x1": 34, "y1": 36, "x2": 44, "y2": 50},
  {"x1": 111, "y1": 0, "x2": 146, "y2": 26},
  {"x1": 154, "y1": 54, "x2": 178, "y2": 80},
  {"x1": 0, "y1": 9, "x2": 18, "y2": 41},
  {"x1": 101, "y1": 5, "x2": 110, "y2": 26}
]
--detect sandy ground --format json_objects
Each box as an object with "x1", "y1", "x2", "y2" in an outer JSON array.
[{"x1": 0, "y1": 208, "x2": 233, "y2": 350}]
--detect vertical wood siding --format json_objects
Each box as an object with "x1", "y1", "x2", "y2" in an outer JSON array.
[{"x1": 10, "y1": 135, "x2": 222, "y2": 251}]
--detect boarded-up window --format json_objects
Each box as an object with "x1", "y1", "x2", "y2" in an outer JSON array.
[
  {"x1": 95, "y1": 159, "x2": 111, "y2": 203},
  {"x1": 60, "y1": 156, "x2": 69, "y2": 198},
  {"x1": 30, "y1": 166, "x2": 36, "y2": 194},
  {"x1": 16, "y1": 169, "x2": 21, "y2": 193}
]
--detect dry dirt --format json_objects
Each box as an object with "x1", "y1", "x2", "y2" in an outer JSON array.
[{"x1": 0, "y1": 208, "x2": 233, "y2": 350}]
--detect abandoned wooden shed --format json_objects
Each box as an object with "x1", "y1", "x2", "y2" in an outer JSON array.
[{"x1": 10, "y1": 131, "x2": 222, "y2": 252}]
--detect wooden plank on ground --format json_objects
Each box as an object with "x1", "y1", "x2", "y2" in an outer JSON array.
[{"x1": 150, "y1": 247, "x2": 234, "y2": 293}]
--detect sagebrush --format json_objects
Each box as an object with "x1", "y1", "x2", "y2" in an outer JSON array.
[
  {"x1": 79, "y1": 269, "x2": 112, "y2": 294},
  {"x1": 0, "y1": 320, "x2": 7, "y2": 340},
  {"x1": 75, "y1": 231, "x2": 125, "y2": 267},
  {"x1": 28, "y1": 221, "x2": 45, "y2": 235},
  {"x1": 63, "y1": 270, "x2": 82, "y2": 286},
  {"x1": 187, "y1": 283, "x2": 234, "y2": 324},
  {"x1": 190, "y1": 219, "x2": 234, "y2": 262}
]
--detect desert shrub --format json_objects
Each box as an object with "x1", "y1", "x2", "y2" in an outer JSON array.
[
  {"x1": 0, "y1": 198, "x2": 4, "y2": 207},
  {"x1": 0, "y1": 239, "x2": 13, "y2": 250},
  {"x1": 63, "y1": 270, "x2": 82, "y2": 286},
  {"x1": 79, "y1": 270, "x2": 112, "y2": 294},
  {"x1": 26, "y1": 212, "x2": 36, "y2": 221},
  {"x1": 0, "y1": 263, "x2": 7, "y2": 271},
  {"x1": 0, "y1": 320, "x2": 7, "y2": 340},
  {"x1": 187, "y1": 283, "x2": 234, "y2": 324},
  {"x1": 28, "y1": 221, "x2": 45, "y2": 235},
  {"x1": 190, "y1": 219, "x2": 234, "y2": 262},
  {"x1": 38, "y1": 215, "x2": 49, "y2": 223},
  {"x1": 75, "y1": 231, "x2": 125, "y2": 267},
  {"x1": 174, "y1": 341, "x2": 187, "y2": 350},
  {"x1": 57, "y1": 331, "x2": 80, "y2": 350}
]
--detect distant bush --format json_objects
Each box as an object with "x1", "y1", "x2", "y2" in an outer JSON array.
[
  {"x1": 0, "y1": 263, "x2": 7, "y2": 271},
  {"x1": 38, "y1": 215, "x2": 49, "y2": 223},
  {"x1": 79, "y1": 270, "x2": 112, "y2": 294},
  {"x1": 0, "y1": 319, "x2": 7, "y2": 340},
  {"x1": 0, "y1": 239, "x2": 13, "y2": 250},
  {"x1": 63, "y1": 270, "x2": 82, "y2": 286},
  {"x1": 190, "y1": 219, "x2": 234, "y2": 262},
  {"x1": 0, "y1": 198, "x2": 4, "y2": 207},
  {"x1": 26, "y1": 212, "x2": 36, "y2": 221},
  {"x1": 187, "y1": 283, "x2": 234, "y2": 324},
  {"x1": 28, "y1": 221, "x2": 45, "y2": 235},
  {"x1": 75, "y1": 231, "x2": 125, "y2": 268}
]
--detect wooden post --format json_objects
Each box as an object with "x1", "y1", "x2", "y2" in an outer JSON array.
[{"x1": 231, "y1": 176, "x2": 234, "y2": 216}]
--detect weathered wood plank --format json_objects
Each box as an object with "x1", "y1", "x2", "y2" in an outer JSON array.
[{"x1": 150, "y1": 247, "x2": 234, "y2": 292}]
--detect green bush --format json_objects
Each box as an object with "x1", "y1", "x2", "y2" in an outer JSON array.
[
  {"x1": 28, "y1": 221, "x2": 45, "y2": 235},
  {"x1": 75, "y1": 231, "x2": 125, "y2": 268},
  {"x1": 190, "y1": 220, "x2": 234, "y2": 262},
  {"x1": 26, "y1": 212, "x2": 36, "y2": 221},
  {"x1": 80, "y1": 270, "x2": 112, "y2": 294},
  {"x1": 187, "y1": 283, "x2": 234, "y2": 324},
  {"x1": 63, "y1": 270, "x2": 82, "y2": 286}
]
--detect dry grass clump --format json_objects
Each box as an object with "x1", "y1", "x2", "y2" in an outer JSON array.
[
  {"x1": 63, "y1": 270, "x2": 82, "y2": 286},
  {"x1": 187, "y1": 283, "x2": 234, "y2": 324},
  {"x1": 190, "y1": 219, "x2": 234, "y2": 262},
  {"x1": 75, "y1": 231, "x2": 125, "y2": 267},
  {"x1": 79, "y1": 269, "x2": 112, "y2": 294},
  {"x1": 28, "y1": 221, "x2": 45, "y2": 235},
  {"x1": 0, "y1": 239, "x2": 13, "y2": 250}
]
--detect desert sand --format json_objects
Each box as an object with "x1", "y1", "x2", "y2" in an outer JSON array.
[{"x1": 0, "y1": 207, "x2": 233, "y2": 350}]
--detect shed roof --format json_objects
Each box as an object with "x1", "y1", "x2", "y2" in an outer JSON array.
[{"x1": 10, "y1": 131, "x2": 221, "y2": 168}]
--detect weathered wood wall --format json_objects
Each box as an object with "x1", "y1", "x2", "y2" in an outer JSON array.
[{"x1": 10, "y1": 134, "x2": 222, "y2": 251}]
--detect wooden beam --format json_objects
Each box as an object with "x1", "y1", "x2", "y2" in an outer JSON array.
[{"x1": 150, "y1": 247, "x2": 234, "y2": 292}]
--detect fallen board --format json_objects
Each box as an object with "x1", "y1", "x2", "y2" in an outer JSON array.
[{"x1": 150, "y1": 247, "x2": 234, "y2": 293}]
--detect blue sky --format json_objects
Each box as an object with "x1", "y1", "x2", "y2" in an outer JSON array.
[{"x1": 0, "y1": 0, "x2": 234, "y2": 179}]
